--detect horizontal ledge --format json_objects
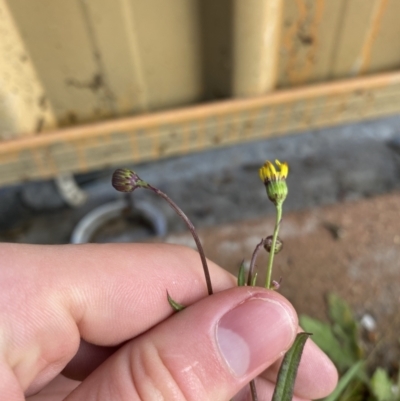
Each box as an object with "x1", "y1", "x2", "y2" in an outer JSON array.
[{"x1": 1, "y1": 70, "x2": 400, "y2": 186}]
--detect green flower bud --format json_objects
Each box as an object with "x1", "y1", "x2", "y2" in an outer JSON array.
[
  {"x1": 264, "y1": 235, "x2": 283, "y2": 254},
  {"x1": 259, "y1": 159, "x2": 289, "y2": 206},
  {"x1": 112, "y1": 168, "x2": 148, "y2": 192}
]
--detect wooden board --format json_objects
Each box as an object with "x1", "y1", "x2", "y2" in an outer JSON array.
[{"x1": 1, "y1": 71, "x2": 400, "y2": 187}]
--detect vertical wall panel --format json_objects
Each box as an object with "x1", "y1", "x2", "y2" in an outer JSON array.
[
  {"x1": 0, "y1": 0, "x2": 56, "y2": 139},
  {"x1": 77, "y1": 0, "x2": 150, "y2": 114},
  {"x1": 331, "y1": 0, "x2": 379, "y2": 78},
  {"x1": 6, "y1": 0, "x2": 113, "y2": 126},
  {"x1": 233, "y1": 0, "x2": 283, "y2": 96},
  {"x1": 278, "y1": 0, "x2": 346, "y2": 87},
  {"x1": 278, "y1": 0, "x2": 400, "y2": 86},
  {"x1": 129, "y1": 0, "x2": 202, "y2": 110},
  {"x1": 5, "y1": 0, "x2": 202, "y2": 127},
  {"x1": 199, "y1": 0, "x2": 233, "y2": 100},
  {"x1": 358, "y1": 0, "x2": 400, "y2": 75}
]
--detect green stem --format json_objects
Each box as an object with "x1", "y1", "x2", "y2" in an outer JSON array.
[{"x1": 265, "y1": 205, "x2": 282, "y2": 289}]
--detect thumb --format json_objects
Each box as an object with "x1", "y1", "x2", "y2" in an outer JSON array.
[{"x1": 65, "y1": 287, "x2": 297, "y2": 401}]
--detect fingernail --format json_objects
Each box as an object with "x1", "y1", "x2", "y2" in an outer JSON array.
[{"x1": 216, "y1": 296, "x2": 296, "y2": 377}]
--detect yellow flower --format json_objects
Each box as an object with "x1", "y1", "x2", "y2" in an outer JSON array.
[
  {"x1": 259, "y1": 160, "x2": 289, "y2": 206},
  {"x1": 259, "y1": 160, "x2": 289, "y2": 183}
]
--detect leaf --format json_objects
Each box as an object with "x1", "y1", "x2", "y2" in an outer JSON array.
[
  {"x1": 324, "y1": 361, "x2": 364, "y2": 401},
  {"x1": 167, "y1": 291, "x2": 186, "y2": 311},
  {"x1": 299, "y1": 315, "x2": 355, "y2": 372},
  {"x1": 370, "y1": 368, "x2": 395, "y2": 401},
  {"x1": 271, "y1": 332, "x2": 310, "y2": 401},
  {"x1": 251, "y1": 272, "x2": 258, "y2": 287},
  {"x1": 328, "y1": 293, "x2": 354, "y2": 328},
  {"x1": 328, "y1": 293, "x2": 362, "y2": 362},
  {"x1": 237, "y1": 261, "x2": 246, "y2": 287},
  {"x1": 338, "y1": 378, "x2": 366, "y2": 401}
]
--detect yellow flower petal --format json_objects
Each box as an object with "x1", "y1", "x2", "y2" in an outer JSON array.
[
  {"x1": 260, "y1": 160, "x2": 289, "y2": 182},
  {"x1": 259, "y1": 166, "x2": 266, "y2": 182},
  {"x1": 260, "y1": 161, "x2": 276, "y2": 182},
  {"x1": 278, "y1": 161, "x2": 289, "y2": 179},
  {"x1": 266, "y1": 161, "x2": 277, "y2": 179}
]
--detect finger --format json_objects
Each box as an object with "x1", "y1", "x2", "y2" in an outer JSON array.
[
  {"x1": 261, "y1": 332, "x2": 338, "y2": 399},
  {"x1": 27, "y1": 375, "x2": 80, "y2": 401},
  {"x1": 0, "y1": 243, "x2": 235, "y2": 396},
  {"x1": 62, "y1": 340, "x2": 119, "y2": 381},
  {"x1": 2, "y1": 243, "x2": 235, "y2": 342},
  {"x1": 64, "y1": 288, "x2": 298, "y2": 401}
]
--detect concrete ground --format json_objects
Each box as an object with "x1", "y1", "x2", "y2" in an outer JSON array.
[{"x1": 1, "y1": 114, "x2": 400, "y2": 370}]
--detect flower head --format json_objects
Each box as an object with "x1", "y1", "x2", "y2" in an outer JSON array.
[
  {"x1": 259, "y1": 159, "x2": 289, "y2": 206},
  {"x1": 264, "y1": 235, "x2": 283, "y2": 254},
  {"x1": 112, "y1": 168, "x2": 148, "y2": 192},
  {"x1": 259, "y1": 160, "x2": 288, "y2": 183}
]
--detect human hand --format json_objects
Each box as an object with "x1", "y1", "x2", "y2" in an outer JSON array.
[{"x1": 0, "y1": 243, "x2": 337, "y2": 400}]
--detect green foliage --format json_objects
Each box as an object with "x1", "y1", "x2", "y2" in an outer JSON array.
[
  {"x1": 324, "y1": 361, "x2": 365, "y2": 401},
  {"x1": 301, "y1": 293, "x2": 399, "y2": 401},
  {"x1": 370, "y1": 368, "x2": 396, "y2": 401},
  {"x1": 251, "y1": 272, "x2": 257, "y2": 287},
  {"x1": 327, "y1": 293, "x2": 363, "y2": 363},
  {"x1": 300, "y1": 293, "x2": 363, "y2": 374},
  {"x1": 272, "y1": 333, "x2": 311, "y2": 401},
  {"x1": 167, "y1": 292, "x2": 186, "y2": 311},
  {"x1": 299, "y1": 315, "x2": 355, "y2": 372},
  {"x1": 237, "y1": 261, "x2": 246, "y2": 287}
]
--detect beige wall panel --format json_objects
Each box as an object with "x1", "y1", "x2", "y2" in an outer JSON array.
[
  {"x1": 6, "y1": 0, "x2": 202, "y2": 126},
  {"x1": 330, "y1": 0, "x2": 377, "y2": 78},
  {"x1": 0, "y1": 0, "x2": 55, "y2": 139},
  {"x1": 6, "y1": 0, "x2": 115, "y2": 126},
  {"x1": 278, "y1": 0, "x2": 346, "y2": 87},
  {"x1": 128, "y1": 0, "x2": 202, "y2": 110},
  {"x1": 278, "y1": 0, "x2": 398, "y2": 85},
  {"x1": 360, "y1": 0, "x2": 400, "y2": 74},
  {"x1": 233, "y1": 0, "x2": 283, "y2": 96},
  {"x1": 74, "y1": 0, "x2": 150, "y2": 115},
  {"x1": 84, "y1": 0, "x2": 203, "y2": 113},
  {"x1": 199, "y1": 0, "x2": 233, "y2": 100}
]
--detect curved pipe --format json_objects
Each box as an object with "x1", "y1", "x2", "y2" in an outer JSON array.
[{"x1": 70, "y1": 199, "x2": 167, "y2": 244}]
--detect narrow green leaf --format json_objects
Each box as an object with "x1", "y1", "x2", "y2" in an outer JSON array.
[
  {"x1": 371, "y1": 368, "x2": 395, "y2": 401},
  {"x1": 271, "y1": 332, "x2": 310, "y2": 401},
  {"x1": 167, "y1": 291, "x2": 186, "y2": 311},
  {"x1": 237, "y1": 261, "x2": 246, "y2": 287},
  {"x1": 338, "y1": 378, "x2": 366, "y2": 401},
  {"x1": 251, "y1": 272, "x2": 258, "y2": 287},
  {"x1": 324, "y1": 361, "x2": 364, "y2": 401}
]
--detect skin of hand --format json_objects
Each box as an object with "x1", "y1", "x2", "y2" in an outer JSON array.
[{"x1": 0, "y1": 243, "x2": 338, "y2": 401}]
